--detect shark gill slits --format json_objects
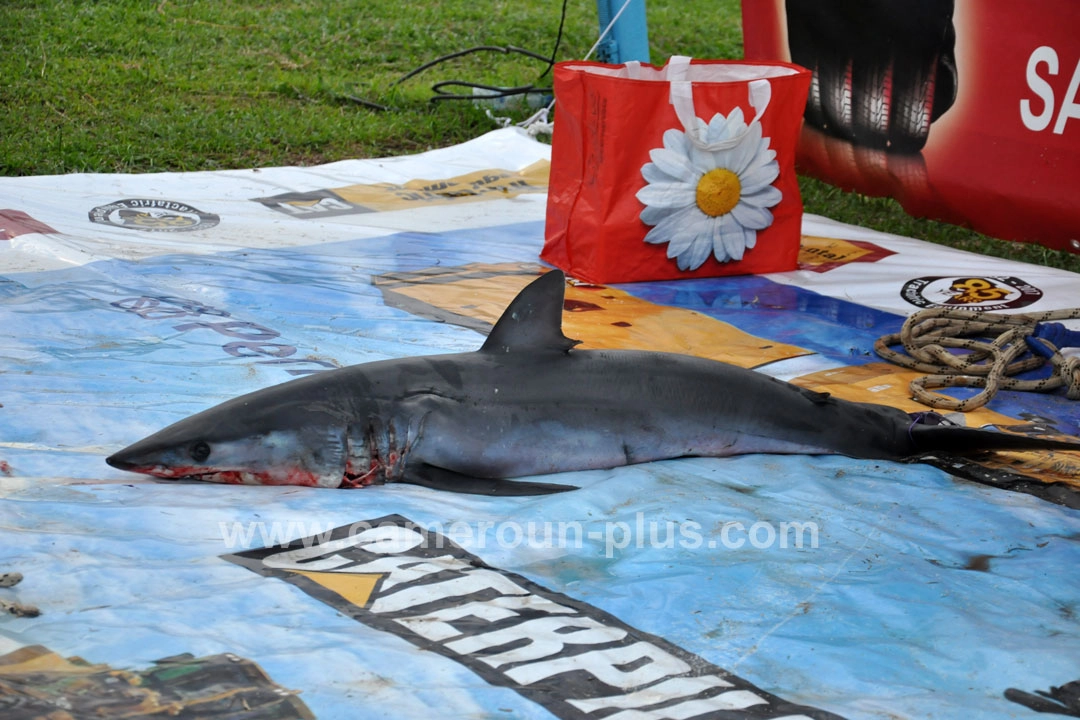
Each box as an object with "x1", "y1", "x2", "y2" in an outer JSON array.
[{"x1": 190, "y1": 441, "x2": 211, "y2": 463}]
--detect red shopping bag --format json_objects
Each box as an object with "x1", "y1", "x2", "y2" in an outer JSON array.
[{"x1": 542, "y1": 56, "x2": 811, "y2": 284}]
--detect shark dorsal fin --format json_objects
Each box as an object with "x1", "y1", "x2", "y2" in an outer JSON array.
[{"x1": 480, "y1": 270, "x2": 581, "y2": 354}]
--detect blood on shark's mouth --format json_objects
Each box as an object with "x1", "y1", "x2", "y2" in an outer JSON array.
[{"x1": 132, "y1": 464, "x2": 326, "y2": 487}]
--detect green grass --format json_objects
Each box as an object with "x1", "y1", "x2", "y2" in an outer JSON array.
[{"x1": 2, "y1": 0, "x2": 1077, "y2": 273}]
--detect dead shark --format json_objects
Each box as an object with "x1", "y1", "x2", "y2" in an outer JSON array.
[{"x1": 107, "y1": 270, "x2": 1080, "y2": 494}]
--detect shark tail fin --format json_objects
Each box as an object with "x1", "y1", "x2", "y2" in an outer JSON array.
[
  {"x1": 908, "y1": 415, "x2": 1080, "y2": 456},
  {"x1": 480, "y1": 270, "x2": 581, "y2": 355}
]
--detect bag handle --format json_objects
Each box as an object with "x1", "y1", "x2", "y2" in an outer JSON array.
[{"x1": 664, "y1": 56, "x2": 772, "y2": 151}]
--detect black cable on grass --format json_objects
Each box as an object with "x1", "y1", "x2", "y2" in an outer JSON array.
[
  {"x1": 394, "y1": 45, "x2": 552, "y2": 87},
  {"x1": 342, "y1": 94, "x2": 391, "y2": 112},
  {"x1": 393, "y1": 0, "x2": 570, "y2": 103},
  {"x1": 428, "y1": 80, "x2": 548, "y2": 104},
  {"x1": 537, "y1": 0, "x2": 570, "y2": 81}
]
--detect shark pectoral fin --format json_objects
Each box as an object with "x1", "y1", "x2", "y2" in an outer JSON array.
[{"x1": 403, "y1": 464, "x2": 579, "y2": 496}]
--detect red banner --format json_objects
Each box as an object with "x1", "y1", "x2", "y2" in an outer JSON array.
[{"x1": 742, "y1": 0, "x2": 1080, "y2": 254}]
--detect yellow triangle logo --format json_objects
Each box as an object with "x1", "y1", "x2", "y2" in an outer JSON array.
[{"x1": 289, "y1": 570, "x2": 383, "y2": 607}]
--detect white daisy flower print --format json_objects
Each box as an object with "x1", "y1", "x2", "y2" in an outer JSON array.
[{"x1": 636, "y1": 108, "x2": 782, "y2": 271}]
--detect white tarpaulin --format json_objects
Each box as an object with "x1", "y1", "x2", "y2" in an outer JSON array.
[{"x1": 1, "y1": 129, "x2": 1078, "y2": 719}]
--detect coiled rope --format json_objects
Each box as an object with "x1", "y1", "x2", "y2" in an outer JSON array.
[{"x1": 874, "y1": 307, "x2": 1080, "y2": 411}]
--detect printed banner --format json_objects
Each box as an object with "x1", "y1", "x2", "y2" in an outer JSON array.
[
  {"x1": 225, "y1": 516, "x2": 841, "y2": 720},
  {"x1": 0, "y1": 645, "x2": 314, "y2": 720},
  {"x1": 253, "y1": 160, "x2": 549, "y2": 218},
  {"x1": 1, "y1": 128, "x2": 1078, "y2": 720},
  {"x1": 742, "y1": 0, "x2": 1080, "y2": 253}
]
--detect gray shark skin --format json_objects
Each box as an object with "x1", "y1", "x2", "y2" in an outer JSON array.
[{"x1": 106, "y1": 270, "x2": 1080, "y2": 495}]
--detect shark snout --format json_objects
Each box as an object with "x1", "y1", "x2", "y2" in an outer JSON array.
[
  {"x1": 106, "y1": 446, "x2": 195, "y2": 480},
  {"x1": 106, "y1": 447, "x2": 167, "y2": 476},
  {"x1": 106, "y1": 440, "x2": 166, "y2": 475},
  {"x1": 105, "y1": 451, "x2": 138, "y2": 472},
  {"x1": 105, "y1": 452, "x2": 135, "y2": 471}
]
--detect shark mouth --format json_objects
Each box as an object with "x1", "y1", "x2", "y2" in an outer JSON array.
[{"x1": 108, "y1": 461, "x2": 330, "y2": 487}]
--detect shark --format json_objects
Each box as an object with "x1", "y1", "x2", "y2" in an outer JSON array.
[{"x1": 106, "y1": 270, "x2": 1080, "y2": 495}]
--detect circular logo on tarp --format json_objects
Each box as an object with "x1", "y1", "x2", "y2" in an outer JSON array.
[
  {"x1": 901, "y1": 276, "x2": 1042, "y2": 310},
  {"x1": 89, "y1": 199, "x2": 219, "y2": 232}
]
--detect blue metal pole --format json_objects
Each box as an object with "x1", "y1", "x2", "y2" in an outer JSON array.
[{"x1": 595, "y1": 0, "x2": 650, "y2": 64}]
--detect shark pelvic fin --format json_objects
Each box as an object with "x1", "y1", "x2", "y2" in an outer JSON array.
[
  {"x1": 480, "y1": 270, "x2": 581, "y2": 355},
  {"x1": 403, "y1": 464, "x2": 579, "y2": 496}
]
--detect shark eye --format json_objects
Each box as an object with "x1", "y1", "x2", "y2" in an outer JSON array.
[{"x1": 190, "y1": 441, "x2": 211, "y2": 463}]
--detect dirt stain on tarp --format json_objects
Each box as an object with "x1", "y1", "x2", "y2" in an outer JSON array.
[{"x1": 928, "y1": 554, "x2": 997, "y2": 572}]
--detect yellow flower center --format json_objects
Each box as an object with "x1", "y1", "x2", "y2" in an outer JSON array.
[{"x1": 695, "y1": 168, "x2": 741, "y2": 217}]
